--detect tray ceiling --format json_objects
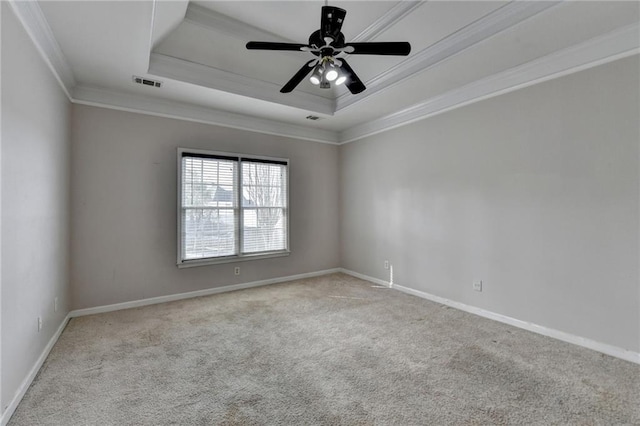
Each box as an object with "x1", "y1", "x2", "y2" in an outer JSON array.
[{"x1": 15, "y1": 1, "x2": 639, "y2": 143}]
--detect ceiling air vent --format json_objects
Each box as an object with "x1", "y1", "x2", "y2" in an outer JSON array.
[
  {"x1": 133, "y1": 75, "x2": 162, "y2": 88},
  {"x1": 306, "y1": 115, "x2": 322, "y2": 121}
]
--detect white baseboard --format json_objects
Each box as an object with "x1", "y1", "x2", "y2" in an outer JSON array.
[
  {"x1": 339, "y1": 268, "x2": 391, "y2": 288},
  {"x1": 1, "y1": 313, "x2": 71, "y2": 426},
  {"x1": 340, "y1": 268, "x2": 640, "y2": 365},
  {"x1": 70, "y1": 268, "x2": 341, "y2": 318},
  {"x1": 4, "y1": 266, "x2": 635, "y2": 426}
]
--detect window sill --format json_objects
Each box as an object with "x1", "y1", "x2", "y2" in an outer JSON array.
[{"x1": 177, "y1": 251, "x2": 290, "y2": 269}]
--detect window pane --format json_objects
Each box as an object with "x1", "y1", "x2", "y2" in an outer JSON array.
[
  {"x1": 242, "y1": 162, "x2": 287, "y2": 208},
  {"x1": 241, "y1": 160, "x2": 288, "y2": 254},
  {"x1": 183, "y1": 208, "x2": 236, "y2": 259},
  {"x1": 182, "y1": 157, "x2": 237, "y2": 208},
  {"x1": 181, "y1": 154, "x2": 238, "y2": 261},
  {"x1": 243, "y1": 208, "x2": 286, "y2": 253}
]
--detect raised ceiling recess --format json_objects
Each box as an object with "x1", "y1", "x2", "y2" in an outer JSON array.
[
  {"x1": 12, "y1": 1, "x2": 639, "y2": 143},
  {"x1": 245, "y1": 5, "x2": 411, "y2": 94}
]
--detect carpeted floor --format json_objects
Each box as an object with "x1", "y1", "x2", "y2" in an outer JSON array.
[{"x1": 9, "y1": 273, "x2": 640, "y2": 425}]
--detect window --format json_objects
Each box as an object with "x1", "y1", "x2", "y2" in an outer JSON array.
[{"x1": 177, "y1": 148, "x2": 289, "y2": 267}]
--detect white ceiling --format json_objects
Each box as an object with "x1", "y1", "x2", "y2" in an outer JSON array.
[{"x1": 15, "y1": 1, "x2": 640, "y2": 143}]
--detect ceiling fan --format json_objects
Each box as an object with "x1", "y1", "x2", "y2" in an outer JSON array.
[{"x1": 246, "y1": 5, "x2": 411, "y2": 94}]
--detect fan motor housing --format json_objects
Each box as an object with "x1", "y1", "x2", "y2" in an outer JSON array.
[{"x1": 308, "y1": 30, "x2": 345, "y2": 55}]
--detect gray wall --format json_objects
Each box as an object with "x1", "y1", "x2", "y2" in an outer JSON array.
[
  {"x1": 340, "y1": 56, "x2": 640, "y2": 352},
  {"x1": 70, "y1": 105, "x2": 340, "y2": 309},
  {"x1": 1, "y1": 4, "x2": 71, "y2": 412},
  {"x1": 2, "y1": 7, "x2": 638, "y2": 417}
]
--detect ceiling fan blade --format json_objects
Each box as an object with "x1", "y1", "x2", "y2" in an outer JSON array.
[
  {"x1": 321, "y1": 6, "x2": 347, "y2": 40},
  {"x1": 344, "y1": 42, "x2": 411, "y2": 56},
  {"x1": 246, "y1": 41, "x2": 309, "y2": 51},
  {"x1": 339, "y1": 59, "x2": 365, "y2": 95},
  {"x1": 280, "y1": 60, "x2": 317, "y2": 93}
]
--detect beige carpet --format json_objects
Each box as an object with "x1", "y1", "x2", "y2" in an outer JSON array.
[{"x1": 9, "y1": 273, "x2": 640, "y2": 425}]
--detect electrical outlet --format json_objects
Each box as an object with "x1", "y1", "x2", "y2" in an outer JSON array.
[
  {"x1": 54, "y1": 297, "x2": 59, "y2": 312},
  {"x1": 384, "y1": 260, "x2": 389, "y2": 270},
  {"x1": 234, "y1": 267, "x2": 240, "y2": 276},
  {"x1": 37, "y1": 317, "x2": 43, "y2": 332},
  {"x1": 473, "y1": 280, "x2": 483, "y2": 292}
]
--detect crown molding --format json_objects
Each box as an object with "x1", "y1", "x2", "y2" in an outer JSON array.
[
  {"x1": 7, "y1": 0, "x2": 76, "y2": 100},
  {"x1": 351, "y1": 1, "x2": 424, "y2": 43},
  {"x1": 9, "y1": 0, "x2": 638, "y2": 149},
  {"x1": 335, "y1": 0, "x2": 562, "y2": 112},
  {"x1": 72, "y1": 85, "x2": 339, "y2": 145},
  {"x1": 148, "y1": 53, "x2": 335, "y2": 116},
  {"x1": 339, "y1": 23, "x2": 640, "y2": 144}
]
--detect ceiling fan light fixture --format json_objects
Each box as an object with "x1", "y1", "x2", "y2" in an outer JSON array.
[
  {"x1": 325, "y1": 65, "x2": 338, "y2": 81},
  {"x1": 309, "y1": 65, "x2": 322, "y2": 85},
  {"x1": 335, "y1": 73, "x2": 347, "y2": 85},
  {"x1": 326, "y1": 70, "x2": 338, "y2": 81}
]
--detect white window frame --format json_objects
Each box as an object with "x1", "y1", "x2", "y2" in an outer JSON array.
[{"x1": 177, "y1": 148, "x2": 290, "y2": 268}]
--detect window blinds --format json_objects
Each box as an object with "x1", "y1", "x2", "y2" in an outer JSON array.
[
  {"x1": 180, "y1": 152, "x2": 288, "y2": 262},
  {"x1": 181, "y1": 155, "x2": 238, "y2": 260}
]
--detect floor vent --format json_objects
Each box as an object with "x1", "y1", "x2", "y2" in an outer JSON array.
[{"x1": 133, "y1": 76, "x2": 162, "y2": 88}]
